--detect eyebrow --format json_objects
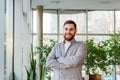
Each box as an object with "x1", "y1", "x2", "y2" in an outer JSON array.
[{"x1": 64, "y1": 27, "x2": 75, "y2": 30}]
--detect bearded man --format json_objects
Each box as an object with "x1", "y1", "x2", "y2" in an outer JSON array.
[{"x1": 46, "y1": 20, "x2": 87, "y2": 80}]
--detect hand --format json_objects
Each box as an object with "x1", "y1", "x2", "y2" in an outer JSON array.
[
  {"x1": 65, "y1": 65, "x2": 72, "y2": 69},
  {"x1": 54, "y1": 57, "x2": 59, "y2": 59}
]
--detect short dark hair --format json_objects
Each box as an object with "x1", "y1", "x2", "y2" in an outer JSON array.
[{"x1": 63, "y1": 20, "x2": 77, "y2": 29}]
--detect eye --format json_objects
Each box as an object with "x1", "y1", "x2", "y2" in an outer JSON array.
[{"x1": 65, "y1": 28, "x2": 68, "y2": 31}]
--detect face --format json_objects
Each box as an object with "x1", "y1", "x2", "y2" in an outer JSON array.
[{"x1": 63, "y1": 24, "x2": 77, "y2": 42}]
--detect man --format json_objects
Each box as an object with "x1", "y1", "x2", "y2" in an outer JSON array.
[{"x1": 46, "y1": 20, "x2": 87, "y2": 80}]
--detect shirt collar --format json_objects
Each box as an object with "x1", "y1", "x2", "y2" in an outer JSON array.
[{"x1": 62, "y1": 38, "x2": 76, "y2": 45}]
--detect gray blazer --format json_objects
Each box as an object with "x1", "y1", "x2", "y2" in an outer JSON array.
[{"x1": 46, "y1": 39, "x2": 87, "y2": 80}]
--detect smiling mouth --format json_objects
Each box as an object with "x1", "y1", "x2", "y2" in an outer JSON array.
[
  {"x1": 66, "y1": 33, "x2": 72, "y2": 35},
  {"x1": 66, "y1": 35, "x2": 72, "y2": 37}
]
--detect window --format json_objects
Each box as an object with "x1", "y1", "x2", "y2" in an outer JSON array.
[
  {"x1": 32, "y1": 9, "x2": 120, "y2": 80},
  {"x1": 88, "y1": 11, "x2": 114, "y2": 34}
]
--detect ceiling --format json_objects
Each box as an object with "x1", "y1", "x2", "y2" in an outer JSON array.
[{"x1": 32, "y1": 0, "x2": 120, "y2": 10}]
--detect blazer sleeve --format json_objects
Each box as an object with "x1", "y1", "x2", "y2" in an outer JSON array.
[
  {"x1": 58, "y1": 42, "x2": 87, "y2": 67},
  {"x1": 46, "y1": 45, "x2": 66, "y2": 70}
]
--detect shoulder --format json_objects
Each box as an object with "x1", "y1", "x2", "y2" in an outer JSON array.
[
  {"x1": 53, "y1": 42, "x2": 62, "y2": 48},
  {"x1": 73, "y1": 41, "x2": 87, "y2": 49},
  {"x1": 75, "y1": 41, "x2": 86, "y2": 46}
]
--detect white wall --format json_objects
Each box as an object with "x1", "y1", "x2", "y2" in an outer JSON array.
[
  {"x1": 6, "y1": 0, "x2": 32, "y2": 79},
  {"x1": 22, "y1": 0, "x2": 32, "y2": 79},
  {"x1": 6, "y1": 0, "x2": 13, "y2": 79},
  {"x1": 14, "y1": 0, "x2": 24, "y2": 79},
  {"x1": 14, "y1": 0, "x2": 31, "y2": 79},
  {"x1": 0, "y1": 0, "x2": 5, "y2": 80}
]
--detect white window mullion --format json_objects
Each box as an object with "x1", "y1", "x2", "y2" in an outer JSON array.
[{"x1": 0, "y1": 0, "x2": 5, "y2": 80}]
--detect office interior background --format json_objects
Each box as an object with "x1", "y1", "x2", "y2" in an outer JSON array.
[{"x1": 0, "y1": 0, "x2": 120, "y2": 80}]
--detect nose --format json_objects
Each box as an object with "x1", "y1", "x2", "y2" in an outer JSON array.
[{"x1": 66, "y1": 29, "x2": 70, "y2": 33}]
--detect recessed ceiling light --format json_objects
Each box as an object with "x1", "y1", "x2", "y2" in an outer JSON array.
[
  {"x1": 100, "y1": 1, "x2": 111, "y2": 4},
  {"x1": 51, "y1": 0, "x2": 61, "y2": 4}
]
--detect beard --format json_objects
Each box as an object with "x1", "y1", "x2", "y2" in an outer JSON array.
[{"x1": 64, "y1": 33, "x2": 75, "y2": 41}]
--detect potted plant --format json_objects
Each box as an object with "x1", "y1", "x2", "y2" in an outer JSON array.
[
  {"x1": 84, "y1": 39, "x2": 113, "y2": 80},
  {"x1": 25, "y1": 39, "x2": 57, "y2": 80},
  {"x1": 105, "y1": 31, "x2": 120, "y2": 80},
  {"x1": 25, "y1": 44, "x2": 37, "y2": 80},
  {"x1": 106, "y1": 31, "x2": 120, "y2": 65},
  {"x1": 36, "y1": 38, "x2": 58, "y2": 80}
]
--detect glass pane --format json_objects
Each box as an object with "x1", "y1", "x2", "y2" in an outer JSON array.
[
  {"x1": 103, "y1": 71, "x2": 114, "y2": 80},
  {"x1": 88, "y1": 11, "x2": 114, "y2": 34},
  {"x1": 88, "y1": 35, "x2": 110, "y2": 43},
  {"x1": 33, "y1": 34, "x2": 57, "y2": 46},
  {"x1": 115, "y1": 11, "x2": 120, "y2": 32},
  {"x1": 116, "y1": 65, "x2": 120, "y2": 80},
  {"x1": 43, "y1": 35, "x2": 58, "y2": 41},
  {"x1": 58, "y1": 35, "x2": 64, "y2": 43},
  {"x1": 43, "y1": 12, "x2": 57, "y2": 33},
  {"x1": 75, "y1": 35, "x2": 86, "y2": 41},
  {"x1": 59, "y1": 11, "x2": 86, "y2": 34},
  {"x1": 33, "y1": 10, "x2": 58, "y2": 34},
  {"x1": 33, "y1": 10, "x2": 37, "y2": 33},
  {"x1": 32, "y1": 35, "x2": 38, "y2": 47}
]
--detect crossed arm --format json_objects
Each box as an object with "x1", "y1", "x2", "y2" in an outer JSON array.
[
  {"x1": 46, "y1": 45, "x2": 67, "y2": 70},
  {"x1": 57, "y1": 43, "x2": 87, "y2": 68},
  {"x1": 46, "y1": 43, "x2": 87, "y2": 70}
]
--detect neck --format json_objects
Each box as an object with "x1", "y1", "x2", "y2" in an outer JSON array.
[
  {"x1": 65, "y1": 40, "x2": 72, "y2": 43},
  {"x1": 65, "y1": 41, "x2": 71, "y2": 43}
]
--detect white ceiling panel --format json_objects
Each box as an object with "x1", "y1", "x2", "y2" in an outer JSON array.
[{"x1": 32, "y1": 0, "x2": 120, "y2": 10}]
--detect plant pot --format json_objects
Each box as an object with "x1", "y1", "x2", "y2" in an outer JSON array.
[
  {"x1": 82, "y1": 77, "x2": 84, "y2": 80},
  {"x1": 89, "y1": 74, "x2": 102, "y2": 80}
]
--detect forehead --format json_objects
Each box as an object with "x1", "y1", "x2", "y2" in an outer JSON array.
[{"x1": 64, "y1": 24, "x2": 75, "y2": 29}]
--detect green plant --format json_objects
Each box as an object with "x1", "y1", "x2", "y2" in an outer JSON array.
[
  {"x1": 25, "y1": 44, "x2": 36, "y2": 80},
  {"x1": 9, "y1": 72, "x2": 16, "y2": 80},
  {"x1": 84, "y1": 39, "x2": 113, "y2": 75},
  {"x1": 36, "y1": 38, "x2": 58, "y2": 80},
  {"x1": 106, "y1": 32, "x2": 120, "y2": 65}
]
